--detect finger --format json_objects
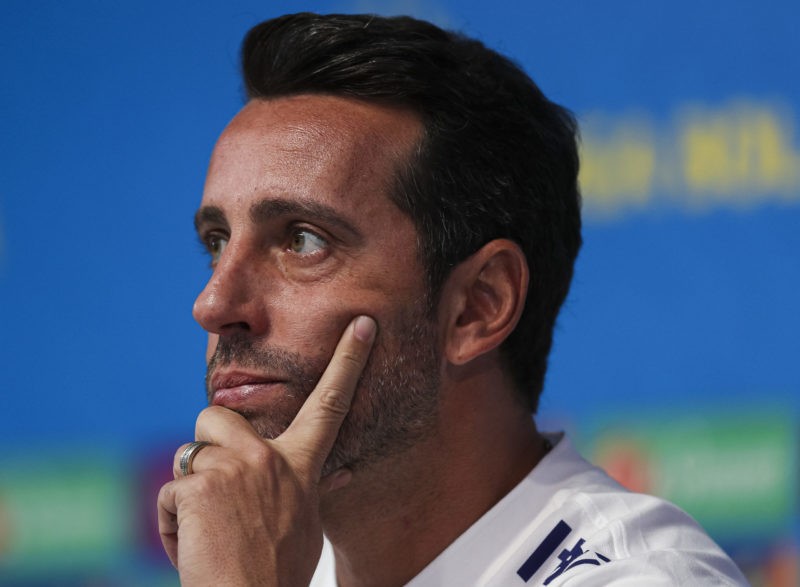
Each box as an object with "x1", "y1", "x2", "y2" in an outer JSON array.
[
  {"x1": 157, "y1": 481, "x2": 179, "y2": 568},
  {"x1": 194, "y1": 405, "x2": 263, "y2": 450},
  {"x1": 280, "y1": 315, "x2": 377, "y2": 472},
  {"x1": 171, "y1": 440, "x2": 224, "y2": 479}
]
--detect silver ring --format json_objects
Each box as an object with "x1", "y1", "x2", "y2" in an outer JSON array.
[{"x1": 179, "y1": 441, "x2": 213, "y2": 477}]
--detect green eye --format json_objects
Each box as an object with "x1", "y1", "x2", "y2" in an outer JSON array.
[
  {"x1": 290, "y1": 229, "x2": 328, "y2": 254},
  {"x1": 207, "y1": 234, "x2": 228, "y2": 265}
]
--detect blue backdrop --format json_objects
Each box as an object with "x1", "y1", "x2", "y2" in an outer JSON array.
[{"x1": 1, "y1": 1, "x2": 798, "y2": 585}]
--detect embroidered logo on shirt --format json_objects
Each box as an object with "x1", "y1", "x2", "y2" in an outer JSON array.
[
  {"x1": 543, "y1": 538, "x2": 610, "y2": 585},
  {"x1": 516, "y1": 520, "x2": 610, "y2": 584}
]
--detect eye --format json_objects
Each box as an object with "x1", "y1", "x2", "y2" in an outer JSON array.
[
  {"x1": 289, "y1": 229, "x2": 328, "y2": 255},
  {"x1": 204, "y1": 233, "x2": 228, "y2": 267}
]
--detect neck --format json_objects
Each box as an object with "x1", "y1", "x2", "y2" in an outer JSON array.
[{"x1": 320, "y1": 367, "x2": 546, "y2": 587}]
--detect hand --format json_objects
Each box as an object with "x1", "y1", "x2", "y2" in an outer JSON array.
[{"x1": 157, "y1": 315, "x2": 377, "y2": 586}]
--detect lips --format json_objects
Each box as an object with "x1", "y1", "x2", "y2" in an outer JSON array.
[{"x1": 209, "y1": 370, "x2": 288, "y2": 409}]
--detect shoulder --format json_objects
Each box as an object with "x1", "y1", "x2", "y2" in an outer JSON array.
[
  {"x1": 410, "y1": 433, "x2": 750, "y2": 586},
  {"x1": 529, "y1": 484, "x2": 748, "y2": 585}
]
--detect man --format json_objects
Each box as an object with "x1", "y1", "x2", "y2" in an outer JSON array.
[{"x1": 157, "y1": 12, "x2": 749, "y2": 586}]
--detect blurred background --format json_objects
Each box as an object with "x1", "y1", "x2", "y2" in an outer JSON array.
[{"x1": 1, "y1": 1, "x2": 797, "y2": 585}]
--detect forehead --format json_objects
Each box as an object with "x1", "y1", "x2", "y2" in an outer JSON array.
[{"x1": 203, "y1": 94, "x2": 422, "y2": 213}]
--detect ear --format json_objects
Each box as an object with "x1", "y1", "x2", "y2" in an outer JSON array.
[{"x1": 439, "y1": 239, "x2": 529, "y2": 366}]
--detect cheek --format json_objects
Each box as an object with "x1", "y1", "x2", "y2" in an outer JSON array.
[
  {"x1": 277, "y1": 297, "x2": 364, "y2": 358},
  {"x1": 272, "y1": 285, "x2": 400, "y2": 356},
  {"x1": 269, "y1": 241, "x2": 427, "y2": 355}
]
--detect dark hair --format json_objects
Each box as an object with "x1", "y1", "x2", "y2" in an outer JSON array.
[{"x1": 241, "y1": 13, "x2": 582, "y2": 412}]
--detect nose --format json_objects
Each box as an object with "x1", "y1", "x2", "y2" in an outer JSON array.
[{"x1": 192, "y1": 241, "x2": 270, "y2": 336}]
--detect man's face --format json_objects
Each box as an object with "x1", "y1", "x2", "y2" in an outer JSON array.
[{"x1": 193, "y1": 95, "x2": 440, "y2": 473}]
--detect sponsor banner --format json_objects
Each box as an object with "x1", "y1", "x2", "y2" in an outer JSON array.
[
  {"x1": 579, "y1": 100, "x2": 800, "y2": 219},
  {"x1": 586, "y1": 407, "x2": 795, "y2": 539},
  {"x1": 0, "y1": 448, "x2": 136, "y2": 577}
]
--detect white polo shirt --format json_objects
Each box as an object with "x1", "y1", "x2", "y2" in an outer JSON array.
[{"x1": 311, "y1": 433, "x2": 749, "y2": 586}]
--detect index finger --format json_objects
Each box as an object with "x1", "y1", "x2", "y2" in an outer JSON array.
[{"x1": 279, "y1": 315, "x2": 377, "y2": 473}]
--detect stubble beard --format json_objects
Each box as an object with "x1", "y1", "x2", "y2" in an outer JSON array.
[{"x1": 205, "y1": 308, "x2": 441, "y2": 476}]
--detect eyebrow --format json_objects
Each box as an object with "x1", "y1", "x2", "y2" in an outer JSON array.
[
  {"x1": 194, "y1": 205, "x2": 227, "y2": 233},
  {"x1": 194, "y1": 197, "x2": 363, "y2": 242},
  {"x1": 250, "y1": 198, "x2": 361, "y2": 239}
]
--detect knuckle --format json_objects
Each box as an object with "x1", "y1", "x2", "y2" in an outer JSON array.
[
  {"x1": 317, "y1": 386, "x2": 352, "y2": 416},
  {"x1": 195, "y1": 405, "x2": 222, "y2": 430},
  {"x1": 186, "y1": 471, "x2": 215, "y2": 495},
  {"x1": 236, "y1": 441, "x2": 281, "y2": 479},
  {"x1": 157, "y1": 481, "x2": 173, "y2": 504},
  {"x1": 251, "y1": 443, "x2": 275, "y2": 469},
  {"x1": 338, "y1": 349, "x2": 365, "y2": 368}
]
